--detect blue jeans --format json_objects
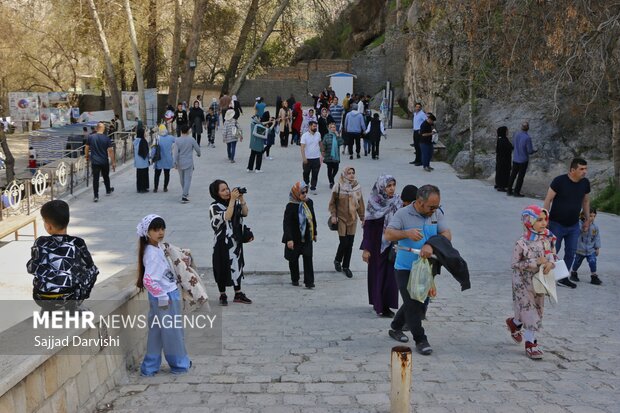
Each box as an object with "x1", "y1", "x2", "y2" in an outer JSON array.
[
  {"x1": 548, "y1": 221, "x2": 580, "y2": 269},
  {"x1": 363, "y1": 138, "x2": 371, "y2": 155},
  {"x1": 227, "y1": 141, "x2": 237, "y2": 161},
  {"x1": 572, "y1": 253, "x2": 597, "y2": 273},
  {"x1": 421, "y1": 143, "x2": 433, "y2": 168},
  {"x1": 140, "y1": 289, "x2": 191, "y2": 376}
]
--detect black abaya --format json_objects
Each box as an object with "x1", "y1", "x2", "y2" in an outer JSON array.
[{"x1": 495, "y1": 136, "x2": 513, "y2": 189}]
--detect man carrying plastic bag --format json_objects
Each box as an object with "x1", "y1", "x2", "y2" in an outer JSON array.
[{"x1": 384, "y1": 184, "x2": 453, "y2": 355}]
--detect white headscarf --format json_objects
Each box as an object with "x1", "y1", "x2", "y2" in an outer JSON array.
[{"x1": 137, "y1": 214, "x2": 161, "y2": 237}]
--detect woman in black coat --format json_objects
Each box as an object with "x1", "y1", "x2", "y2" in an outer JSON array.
[
  {"x1": 282, "y1": 181, "x2": 317, "y2": 288},
  {"x1": 495, "y1": 126, "x2": 513, "y2": 191}
]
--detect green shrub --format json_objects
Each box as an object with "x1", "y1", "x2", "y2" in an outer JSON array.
[{"x1": 592, "y1": 179, "x2": 620, "y2": 215}]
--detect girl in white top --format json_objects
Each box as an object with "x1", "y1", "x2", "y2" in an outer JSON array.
[{"x1": 137, "y1": 214, "x2": 191, "y2": 376}]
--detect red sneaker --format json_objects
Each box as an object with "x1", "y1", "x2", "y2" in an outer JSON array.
[
  {"x1": 525, "y1": 341, "x2": 543, "y2": 359},
  {"x1": 505, "y1": 317, "x2": 522, "y2": 343}
]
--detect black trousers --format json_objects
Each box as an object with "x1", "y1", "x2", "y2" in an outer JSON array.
[
  {"x1": 325, "y1": 161, "x2": 339, "y2": 185},
  {"x1": 335, "y1": 234, "x2": 355, "y2": 269},
  {"x1": 154, "y1": 168, "x2": 170, "y2": 190},
  {"x1": 347, "y1": 133, "x2": 362, "y2": 155},
  {"x1": 192, "y1": 131, "x2": 202, "y2": 146},
  {"x1": 91, "y1": 163, "x2": 111, "y2": 198},
  {"x1": 265, "y1": 145, "x2": 272, "y2": 157},
  {"x1": 413, "y1": 130, "x2": 421, "y2": 163},
  {"x1": 303, "y1": 158, "x2": 321, "y2": 190},
  {"x1": 280, "y1": 126, "x2": 289, "y2": 147},
  {"x1": 508, "y1": 161, "x2": 528, "y2": 194},
  {"x1": 136, "y1": 168, "x2": 149, "y2": 192},
  {"x1": 288, "y1": 248, "x2": 314, "y2": 286},
  {"x1": 247, "y1": 150, "x2": 263, "y2": 171},
  {"x1": 176, "y1": 124, "x2": 186, "y2": 137},
  {"x1": 391, "y1": 269, "x2": 428, "y2": 344},
  {"x1": 217, "y1": 280, "x2": 241, "y2": 294},
  {"x1": 371, "y1": 138, "x2": 380, "y2": 159},
  {"x1": 207, "y1": 128, "x2": 215, "y2": 144}
]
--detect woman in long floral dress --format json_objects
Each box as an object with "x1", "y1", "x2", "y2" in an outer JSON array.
[{"x1": 506, "y1": 205, "x2": 556, "y2": 359}]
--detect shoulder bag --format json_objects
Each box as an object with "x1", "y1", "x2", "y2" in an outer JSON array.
[{"x1": 328, "y1": 187, "x2": 340, "y2": 231}]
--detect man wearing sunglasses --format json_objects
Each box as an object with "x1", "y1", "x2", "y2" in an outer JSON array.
[{"x1": 384, "y1": 184, "x2": 451, "y2": 355}]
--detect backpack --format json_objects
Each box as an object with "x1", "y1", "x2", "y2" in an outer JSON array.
[{"x1": 27, "y1": 236, "x2": 99, "y2": 301}]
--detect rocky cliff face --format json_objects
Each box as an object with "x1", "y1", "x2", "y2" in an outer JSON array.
[{"x1": 400, "y1": 2, "x2": 614, "y2": 196}]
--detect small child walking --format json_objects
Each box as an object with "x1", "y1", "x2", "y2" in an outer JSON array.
[
  {"x1": 506, "y1": 205, "x2": 556, "y2": 359},
  {"x1": 570, "y1": 208, "x2": 602, "y2": 285},
  {"x1": 27, "y1": 200, "x2": 99, "y2": 311},
  {"x1": 136, "y1": 214, "x2": 191, "y2": 376}
]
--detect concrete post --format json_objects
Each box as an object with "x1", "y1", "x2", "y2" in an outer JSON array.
[{"x1": 390, "y1": 345, "x2": 412, "y2": 413}]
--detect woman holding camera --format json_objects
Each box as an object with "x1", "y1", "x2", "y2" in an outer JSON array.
[
  {"x1": 328, "y1": 167, "x2": 365, "y2": 279},
  {"x1": 283, "y1": 181, "x2": 317, "y2": 288},
  {"x1": 209, "y1": 179, "x2": 253, "y2": 305}
]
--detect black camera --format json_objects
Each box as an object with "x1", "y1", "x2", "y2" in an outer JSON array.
[{"x1": 235, "y1": 187, "x2": 247, "y2": 194}]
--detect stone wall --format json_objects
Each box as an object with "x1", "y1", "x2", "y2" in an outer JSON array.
[
  {"x1": 237, "y1": 59, "x2": 353, "y2": 105},
  {"x1": 0, "y1": 268, "x2": 147, "y2": 413}
]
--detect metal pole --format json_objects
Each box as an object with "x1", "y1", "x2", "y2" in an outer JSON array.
[
  {"x1": 70, "y1": 162, "x2": 74, "y2": 195},
  {"x1": 390, "y1": 346, "x2": 412, "y2": 413}
]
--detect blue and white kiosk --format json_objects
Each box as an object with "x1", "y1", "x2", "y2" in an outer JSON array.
[{"x1": 326, "y1": 72, "x2": 356, "y2": 101}]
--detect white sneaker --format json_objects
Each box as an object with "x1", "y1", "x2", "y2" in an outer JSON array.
[
  {"x1": 246, "y1": 169, "x2": 252, "y2": 173},
  {"x1": 266, "y1": 156, "x2": 273, "y2": 160},
  {"x1": 255, "y1": 169, "x2": 263, "y2": 173}
]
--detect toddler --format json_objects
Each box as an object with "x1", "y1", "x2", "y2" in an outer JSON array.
[
  {"x1": 27, "y1": 200, "x2": 99, "y2": 311},
  {"x1": 505, "y1": 205, "x2": 555, "y2": 359},
  {"x1": 570, "y1": 208, "x2": 602, "y2": 285}
]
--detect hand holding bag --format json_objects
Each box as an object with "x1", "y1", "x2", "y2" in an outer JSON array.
[
  {"x1": 533, "y1": 265, "x2": 558, "y2": 304},
  {"x1": 407, "y1": 257, "x2": 434, "y2": 303}
]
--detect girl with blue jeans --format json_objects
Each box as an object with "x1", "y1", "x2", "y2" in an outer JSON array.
[{"x1": 137, "y1": 214, "x2": 191, "y2": 376}]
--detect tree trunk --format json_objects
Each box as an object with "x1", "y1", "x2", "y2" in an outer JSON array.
[
  {"x1": 145, "y1": 0, "x2": 158, "y2": 89},
  {"x1": 124, "y1": 0, "x2": 147, "y2": 124},
  {"x1": 607, "y1": 71, "x2": 620, "y2": 190},
  {"x1": 178, "y1": 0, "x2": 209, "y2": 105},
  {"x1": 86, "y1": 0, "x2": 122, "y2": 129},
  {"x1": 230, "y1": 0, "x2": 291, "y2": 96},
  {"x1": 0, "y1": 130, "x2": 15, "y2": 184},
  {"x1": 167, "y1": 0, "x2": 183, "y2": 106},
  {"x1": 221, "y1": 0, "x2": 260, "y2": 94},
  {"x1": 119, "y1": 51, "x2": 127, "y2": 91}
]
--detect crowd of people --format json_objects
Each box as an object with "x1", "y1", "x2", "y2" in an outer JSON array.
[{"x1": 28, "y1": 90, "x2": 605, "y2": 378}]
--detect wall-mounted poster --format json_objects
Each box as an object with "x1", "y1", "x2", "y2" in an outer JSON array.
[
  {"x1": 8, "y1": 92, "x2": 39, "y2": 122},
  {"x1": 39, "y1": 93, "x2": 51, "y2": 128},
  {"x1": 122, "y1": 89, "x2": 158, "y2": 130}
]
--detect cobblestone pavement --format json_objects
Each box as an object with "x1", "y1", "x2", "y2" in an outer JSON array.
[{"x1": 3, "y1": 110, "x2": 619, "y2": 412}]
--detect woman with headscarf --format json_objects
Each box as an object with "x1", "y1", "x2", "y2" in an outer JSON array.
[
  {"x1": 133, "y1": 126, "x2": 150, "y2": 193},
  {"x1": 283, "y1": 181, "x2": 317, "y2": 288},
  {"x1": 232, "y1": 95, "x2": 243, "y2": 120},
  {"x1": 291, "y1": 102, "x2": 303, "y2": 145},
  {"x1": 209, "y1": 179, "x2": 252, "y2": 306},
  {"x1": 278, "y1": 100, "x2": 291, "y2": 147},
  {"x1": 189, "y1": 100, "x2": 205, "y2": 146},
  {"x1": 247, "y1": 113, "x2": 268, "y2": 172},
  {"x1": 360, "y1": 175, "x2": 401, "y2": 317},
  {"x1": 495, "y1": 126, "x2": 513, "y2": 191},
  {"x1": 329, "y1": 167, "x2": 365, "y2": 279}
]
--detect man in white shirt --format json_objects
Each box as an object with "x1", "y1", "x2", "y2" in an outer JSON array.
[
  {"x1": 301, "y1": 120, "x2": 322, "y2": 194},
  {"x1": 410, "y1": 102, "x2": 427, "y2": 165}
]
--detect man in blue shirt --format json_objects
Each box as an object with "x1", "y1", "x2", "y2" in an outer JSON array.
[
  {"x1": 85, "y1": 122, "x2": 115, "y2": 202},
  {"x1": 410, "y1": 103, "x2": 427, "y2": 165},
  {"x1": 385, "y1": 185, "x2": 451, "y2": 355},
  {"x1": 507, "y1": 122, "x2": 535, "y2": 197},
  {"x1": 329, "y1": 97, "x2": 344, "y2": 132}
]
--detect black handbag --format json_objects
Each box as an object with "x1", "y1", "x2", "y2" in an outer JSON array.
[
  {"x1": 242, "y1": 225, "x2": 254, "y2": 243},
  {"x1": 328, "y1": 187, "x2": 340, "y2": 231}
]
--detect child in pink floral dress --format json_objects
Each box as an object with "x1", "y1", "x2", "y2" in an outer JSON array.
[{"x1": 506, "y1": 205, "x2": 556, "y2": 359}]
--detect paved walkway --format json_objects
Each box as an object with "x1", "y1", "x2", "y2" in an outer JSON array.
[{"x1": 2, "y1": 109, "x2": 619, "y2": 412}]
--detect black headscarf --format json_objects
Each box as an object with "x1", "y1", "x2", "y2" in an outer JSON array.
[
  {"x1": 137, "y1": 128, "x2": 149, "y2": 159},
  {"x1": 260, "y1": 111, "x2": 270, "y2": 123},
  {"x1": 497, "y1": 126, "x2": 508, "y2": 139},
  {"x1": 209, "y1": 179, "x2": 229, "y2": 206}
]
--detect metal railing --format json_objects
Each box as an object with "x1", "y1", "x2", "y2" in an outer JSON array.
[{"x1": 0, "y1": 131, "x2": 135, "y2": 221}]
